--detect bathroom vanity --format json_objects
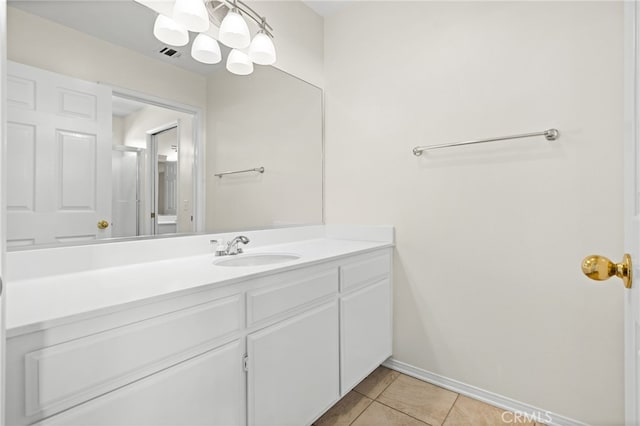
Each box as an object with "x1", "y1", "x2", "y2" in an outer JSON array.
[{"x1": 5, "y1": 226, "x2": 393, "y2": 426}]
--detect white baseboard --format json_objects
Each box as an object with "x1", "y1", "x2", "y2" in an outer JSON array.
[{"x1": 382, "y1": 358, "x2": 588, "y2": 426}]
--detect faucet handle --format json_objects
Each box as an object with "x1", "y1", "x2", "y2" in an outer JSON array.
[{"x1": 210, "y1": 239, "x2": 227, "y2": 257}]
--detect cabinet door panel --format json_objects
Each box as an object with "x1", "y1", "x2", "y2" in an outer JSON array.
[
  {"x1": 248, "y1": 301, "x2": 339, "y2": 426},
  {"x1": 340, "y1": 278, "x2": 392, "y2": 395},
  {"x1": 37, "y1": 340, "x2": 245, "y2": 426}
]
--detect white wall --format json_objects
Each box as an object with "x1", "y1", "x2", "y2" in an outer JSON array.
[
  {"x1": 204, "y1": 0, "x2": 324, "y2": 232},
  {"x1": 205, "y1": 66, "x2": 323, "y2": 231},
  {"x1": 7, "y1": 7, "x2": 207, "y2": 110},
  {"x1": 325, "y1": 1, "x2": 624, "y2": 424},
  {"x1": 112, "y1": 116, "x2": 125, "y2": 146},
  {"x1": 246, "y1": 0, "x2": 324, "y2": 88}
]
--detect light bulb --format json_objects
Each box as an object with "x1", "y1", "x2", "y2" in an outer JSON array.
[
  {"x1": 219, "y1": 9, "x2": 250, "y2": 49},
  {"x1": 249, "y1": 30, "x2": 276, "y2": 65},
  {"x1": 173, "y1": 0, "x2": 209, "y2": 33},
  {"x1": 226, "y1": 49, "x2": 254, "y2": 75},
  {"x1": 153, "y1": 14, "x2": 189, "y2": 47},
  {"x1": 191, "y1": 34, "x2": 221, "y2": 64}
]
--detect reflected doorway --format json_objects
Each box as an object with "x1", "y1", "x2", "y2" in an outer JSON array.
[
  {"x1": 150, "y1": 125, "x2": 179, "y2": 235},
  {"x1": 111, "y1": 94, "x2": 196, "y2": 238},
  {"x1": 111, "y1": 146, "x2": 143, "y2": 238}
]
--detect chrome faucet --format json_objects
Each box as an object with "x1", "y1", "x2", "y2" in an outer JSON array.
[
  {"x1": 211, "y1": 236, "x2": 250, "y2": 256},
  {"x1": 226, "y1": 235, "x2": 250, "y2": 255}
]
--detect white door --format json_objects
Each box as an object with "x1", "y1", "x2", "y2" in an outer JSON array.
[
  {"x1": 111, "y1": 146, "x2": 142, "y2": 238},
  {"x1": 592, "y1": 3, "x2": 640, "y2": 424},
  {"x1": 626, "y1": 3, "x2": 640, "y2": 424},
  {"x1": 150, "y1": 125, "x2": 178, "y2": 235},
  {"x1": 0, "y1": 2, "x2": 7, "y2": 423},
  {"x1": 6, "y1": 61, "x2": 112, "y2": 247}
]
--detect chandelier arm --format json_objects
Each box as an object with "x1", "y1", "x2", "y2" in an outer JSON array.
[{"x1": 219, "y1": 0, "x2": 274, "y2": 35}]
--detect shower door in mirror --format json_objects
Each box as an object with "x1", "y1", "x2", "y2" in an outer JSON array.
[{"x1": 6, "y1": 61, "x2": 112, "y2": 247}]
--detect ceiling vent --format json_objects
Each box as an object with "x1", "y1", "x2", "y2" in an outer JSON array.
[{"x1": 158, "y1": 47, "x2": 182, "y2": 58}]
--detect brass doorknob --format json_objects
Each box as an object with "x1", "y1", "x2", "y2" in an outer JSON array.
[
  {"x1": 581, "y1": 254, "x2": 632, "y2": 289},
  {"x1": 97, "y1": 220, "x2": 109, "y2": 230}
]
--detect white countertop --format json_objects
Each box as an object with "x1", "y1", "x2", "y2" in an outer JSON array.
[{"x1": 6, "y1": 228, "x2": 393, "y2": 336}]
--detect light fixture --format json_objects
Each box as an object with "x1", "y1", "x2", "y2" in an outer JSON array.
[
  {"x1": 219, "y1": 6, "x2": 250, "y2": 49},
  {"x1": 191, "y1": 33, "x2": 221, "y2": 64},
  {"x1": 173, "y1": 0, "x2": 210, "y2": 33},
  {"x1": 249, "y1": 23, "x2": 276, "y2": 65},
  {"x1": 153, "y1": 14, "x2": 189, "y2": 47},
  {"x1": 226, "y1": 49, "x2": 253, "y2": 75},
  {"x1": 150, "y1": 0, "x2": 276, "y2": 76}
]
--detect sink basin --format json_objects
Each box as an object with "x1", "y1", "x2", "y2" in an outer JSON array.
[{"x1": 213, "y1": 253, "x2": 301, "y2": 267}]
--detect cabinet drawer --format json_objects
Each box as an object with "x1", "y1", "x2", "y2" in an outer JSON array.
[
  {"x1": 24, "y1": 294, "x2": 242, "y2": 419},
  {"x1": 247, "y1": 269, "x2": 338, "y2": 325},
  {"x1": 340, "y1": 251, "x2": 391, "y2": 292},
  {"x1": 37, "y1": 340, "x2": 245, "y2": 426}
]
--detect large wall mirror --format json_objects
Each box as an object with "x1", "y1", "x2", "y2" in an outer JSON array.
[{"x1": 5, "y1": 0, "x2": 323, "y2": 249}]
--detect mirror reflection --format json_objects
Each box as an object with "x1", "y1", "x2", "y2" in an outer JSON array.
[{"x1": 6, "y1": 0, "x2": 323, "y2": 249}]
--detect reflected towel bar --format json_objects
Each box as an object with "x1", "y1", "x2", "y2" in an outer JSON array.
[
  {"x1": 215, "y1": 167, "x2": 265, "y2": 178},
  {"x1": 412, "y1": 128, "x2": 559, "y2": 156}
]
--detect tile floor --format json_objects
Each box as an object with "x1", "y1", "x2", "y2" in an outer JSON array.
[{"x1": 315, "y1": 367, "x2": 542, "y2": 426}]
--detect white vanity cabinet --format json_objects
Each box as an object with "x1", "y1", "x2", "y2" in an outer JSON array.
[
  {"x1": 6, "y1": 247, "x2": 393, "y2": 426},
  {"x1": 243, "y1": 266, "x2": 341, "y2": 426},
  {"x1": 339, "y1": 251, "x2": 393, "y2": 395},
  {"x1": 6, "y1": 287, "x2": 247, "y2": 426}
]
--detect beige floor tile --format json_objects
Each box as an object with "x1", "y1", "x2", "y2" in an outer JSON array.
[
  {"x1": 443, "y1": 395, "x2": 535, "y2": 426},
  {"x1": 352, "y1": 401, "x2": 428, "y2": 426},
  {"x1": 377, "y1": 374, "x2": 458, "y2": 426},
  {"x1": 314, "y1": 391, "x2": 373, "y2": 426},
  {"x1": 354, "y1": 366, "x2": 401, "y2": 399}
]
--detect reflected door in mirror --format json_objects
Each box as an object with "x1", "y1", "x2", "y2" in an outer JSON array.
[
  {"x1": 7, "y1": 62, "x2": 112, "y2": 248},
  {"x1": 111, "y1": 147, "x2": 142, "y2": 238},
  {"x1": 152, "y1": 126, "x2": 179, "y2": 235}
]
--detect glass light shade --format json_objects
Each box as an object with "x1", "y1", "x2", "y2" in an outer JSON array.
[
  {"x1": 172, "y1": 0, "x2": 209, "y2": 33},
  {"x1": 219, "y1": 9, "x2": 250, "y2": 49},
  {"x1": 191, "y1": 34, "x2": 221, "y2": 64},
  {"x1": 153, "y1": 15, "x2": 189, "y2": 46},
  {"x1": 226, "y1": 49, "x2": 254, "y2": 75},
  {"x1": 248, "y1": 31, "x2": 276, "y2": 65}
]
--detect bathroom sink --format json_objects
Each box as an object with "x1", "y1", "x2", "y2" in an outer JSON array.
[{"x1": 213, "y1": 253, "x2": 301, "y2": 267}]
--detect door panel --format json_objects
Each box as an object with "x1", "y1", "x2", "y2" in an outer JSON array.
[
  {"x1": 6, "y1": 121, "x2": 35, "y2": 211},
  {"x1": 58, "y1": 130, "x2": 97, "y2": 210},
  {"x1": 7, "y1": 74, "x2": 35, "y2": 110},
  {"x1": 6, "y1": 61, "x2": 112, "y2": 247},
  {"x1": 57, "y1": 88, "x2": 97, "y2": 120}
]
